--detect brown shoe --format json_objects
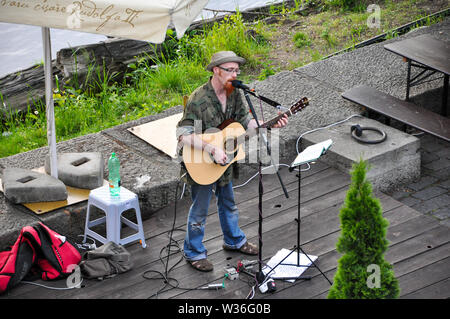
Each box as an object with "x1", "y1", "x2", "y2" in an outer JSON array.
[
  {"x1": 223, "y1": 241, "x2": 259, "y2": 255},
  {"x1": 187, "y1": 258, "x2": 214, "y2": 272}
]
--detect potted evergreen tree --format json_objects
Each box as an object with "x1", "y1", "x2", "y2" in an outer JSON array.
[{"x1": 328, "y1": 159, "x2": 400, "y2": 299}]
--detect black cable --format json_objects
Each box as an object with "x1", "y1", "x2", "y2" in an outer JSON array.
[
  {"x1": 164, "y1": 179, "x2": 179, "y2": 279},
  {"x1": 142, "y1": 177, "x2": 216, "y2": 298},
  {"x1": 141, "y1": 159, "x2": 286, "y2": 297},
  {"x1": 143, "y1": 178, "x2": 191, "y2": 298}
]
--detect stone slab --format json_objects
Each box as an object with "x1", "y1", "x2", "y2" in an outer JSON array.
[
  {"x1": 1, "y1": 167, "x2": 68, "y2": 203},
  {"x1": 45, "y1": 152, "x2": 104, "y2": 189},
  {"x1": 0, "y1": 166, "x2": 108, "y2": 215},
  {"x1": 300, "y1": 117, "x2": 421, "y2": 192}
]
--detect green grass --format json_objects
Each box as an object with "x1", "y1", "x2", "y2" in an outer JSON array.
[
  {"x1": 0, "y1": 103, "x2": 47, "y2": 156},
  {"x1": 275, "y1": 0, "x2": 446, "y2": 70},
  {"x1": 293, "y1": 32, "x2": 312, "y2": 48}
]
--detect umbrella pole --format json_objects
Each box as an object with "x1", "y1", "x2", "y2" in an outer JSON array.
[{"x1": 42, "y1": 27, "x2": 58, "y2": 178}]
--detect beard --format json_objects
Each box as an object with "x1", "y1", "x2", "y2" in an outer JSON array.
[
  {"x1": 215, "y1": 69, "x2": 235, "y2": 96},
  {"x1": 225, "y1": 80, "x2": 235, "y2": 97}
]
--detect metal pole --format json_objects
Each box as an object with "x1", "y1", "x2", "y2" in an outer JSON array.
[
  {"x1": 406, "y1": 59, "x2": 411, "y2": 101},
  {"x1": 442, "y1": 74, "x2": 448, "y2": 117},
  {"x1": 297, "y1": 165, "x2": 301, "y2": 265},
  {"x1": 42, "y1": 27, "x2": 58, "y2": 178}
]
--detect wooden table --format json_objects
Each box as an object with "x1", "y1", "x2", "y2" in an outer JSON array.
[{"x1": 384, "y1": 34, "x2": 450, "y2": 116}]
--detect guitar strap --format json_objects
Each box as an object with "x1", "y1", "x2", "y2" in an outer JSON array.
[
  {"x1": 217, "y1": 118, "x2": 236, "y2": 130},
  {"x1": 218, "y1": 89, "x2": 284, "y2": 130}
]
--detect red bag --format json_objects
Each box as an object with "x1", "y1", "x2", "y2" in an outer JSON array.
[
  {"x1": 0, "y1": 227, "x2": 36, "y2": 293},
  {"x1": 0, "y1": 223, "x2": 81, "y2": 294},
  {"x1": 23, "y1": 223, "x2": 81, "y2": 280}
]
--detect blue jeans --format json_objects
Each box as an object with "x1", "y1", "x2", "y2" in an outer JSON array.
[{"x1": 183, "y1": 182, "x2": 247, "y2": 261}]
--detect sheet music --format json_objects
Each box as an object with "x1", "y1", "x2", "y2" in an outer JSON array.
[
  {"x1": 262, "y1": 248, "x2": 318, "y2": 282},
  {"x1": 292, "y1": 139, "x2": 333, "y2": 167}
]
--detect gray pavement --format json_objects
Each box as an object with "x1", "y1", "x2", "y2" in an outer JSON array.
[
  {"x1": 0, "y1": 17, "x2": 449, "y2": 247},
  {"x1": 387, "y1": 133, "x2": 450, "y2": 228}
]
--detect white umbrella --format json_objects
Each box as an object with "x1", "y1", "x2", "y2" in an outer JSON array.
[{"x1": 0, "y1": 0, "x2": 208, "y2": 177}]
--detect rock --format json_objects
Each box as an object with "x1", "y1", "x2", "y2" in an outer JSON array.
[
  {"x1": 55, "y1": 38, "x2": 162, "y2": 90},
  {"x1": 2, "y1": 168, "x2": 68, "y2": 204},
  {"x1": 0, "y1": 62, "x2": 62, "y2": 118},
  {"x1": 44, "y1": 152, "x2": 104, "y2": 189}
]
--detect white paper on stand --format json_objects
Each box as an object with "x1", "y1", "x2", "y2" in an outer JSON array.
[
  {"x1": 262, "y1": 248, "x2": 318, "y2": 282},
  {"x1": 292, "y1": 139, "x2": 333, "y2": 167}
]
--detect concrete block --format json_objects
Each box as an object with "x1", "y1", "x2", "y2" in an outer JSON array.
[
  {"x1": 1, "y1": 168, "x2": 68, "y2": 204},
  {"x1": 45, "y1": 152, "x2": 104, "y2": 189},
  {"x1": 301, "y1": 117, "x2": 421, "y2": 192}
]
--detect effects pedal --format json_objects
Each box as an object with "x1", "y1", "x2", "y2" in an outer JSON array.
[{"x1": 225, "y1": 267, "x2": 239, "y2": 280}]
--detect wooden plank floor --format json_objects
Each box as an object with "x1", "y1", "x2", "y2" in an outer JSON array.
[{"x1": 2, "y1": 162, "x2": 449, "y2": 299}]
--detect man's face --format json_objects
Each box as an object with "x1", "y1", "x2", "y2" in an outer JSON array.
[{"x1": 214, "y1": 61, "x2": 240, "y2": 90}]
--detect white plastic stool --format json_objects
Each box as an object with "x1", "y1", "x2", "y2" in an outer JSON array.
[{"x1": 84, "y1": 185, "x2": 147, "y2": 248}]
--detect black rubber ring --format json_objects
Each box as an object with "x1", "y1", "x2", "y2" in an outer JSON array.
[{"x1": 351, "y1": 126, "x2": 387, "y2": 144}]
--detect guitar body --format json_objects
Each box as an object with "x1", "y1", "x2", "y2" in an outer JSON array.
[
  {"x1": 181, "y1": 96, "x2": 309, "y2": 185},
  {"x1": 182, "y1": 122, "x2": 246, "y2": 185}
]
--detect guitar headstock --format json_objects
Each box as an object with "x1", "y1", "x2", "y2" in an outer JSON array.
[{"x1": 290, "y1": 97, "x2": 309, "y2": 115}]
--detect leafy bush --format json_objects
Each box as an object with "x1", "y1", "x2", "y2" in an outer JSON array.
[
  {"x1": 176, "y1": 12, "x2": 269, "y2": 70},
  {"x1": 328, "y1": 159, "x2": 400, "y2": 299}
]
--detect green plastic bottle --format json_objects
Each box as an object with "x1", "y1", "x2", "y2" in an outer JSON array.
[{"x1": 108, "y1": 152, "x2": 120, "y2": 196}]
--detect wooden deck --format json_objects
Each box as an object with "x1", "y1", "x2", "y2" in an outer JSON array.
[{"x1": 3, "y1": 162, "x2": 450, "y2": 299}]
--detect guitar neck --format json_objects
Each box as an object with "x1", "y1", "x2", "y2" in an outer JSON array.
[{"x1": 260, "y1": 109, "x2": 292, "y2": 129}]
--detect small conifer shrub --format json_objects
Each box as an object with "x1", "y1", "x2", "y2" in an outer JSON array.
[{"x1": 328, "y1": 159, "x2": 400, "y2": 299}]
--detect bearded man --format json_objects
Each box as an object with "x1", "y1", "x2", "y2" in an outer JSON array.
[{"x1": 176, "y1": 51, "x2": 288, "y2": 272}]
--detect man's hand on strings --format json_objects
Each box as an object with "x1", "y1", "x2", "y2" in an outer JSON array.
[{"x1": 273, "y1": 113, "x2": 288, "y2": 128}]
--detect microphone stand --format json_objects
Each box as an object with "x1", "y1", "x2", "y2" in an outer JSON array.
[
  {"x1": 242, "y1": 88, "x2": 284, "y2": 110},
  {"x1": 239, "y1": 87, "x2": 289, "y2": 284}
]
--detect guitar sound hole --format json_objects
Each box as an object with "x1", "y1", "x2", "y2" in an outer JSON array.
[{"x1": 224, "y1": 137, "x2": 238, "y2": 154}]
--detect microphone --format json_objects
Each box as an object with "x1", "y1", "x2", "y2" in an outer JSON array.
[{"x1": 231, "y1": 80, "x2": 250, "y2": 90}]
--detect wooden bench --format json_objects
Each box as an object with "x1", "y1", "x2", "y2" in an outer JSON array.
[{"x1": 342, "y1": 85, "x2": 450, "y2": 142}]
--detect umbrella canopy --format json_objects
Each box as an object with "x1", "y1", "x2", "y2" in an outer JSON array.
[
  {"x1": 0, "y1": 0, "x2": 208, "y2": 177},
  {"x1": 0, "y1": 0, "x2": 208, "y2": 43}
]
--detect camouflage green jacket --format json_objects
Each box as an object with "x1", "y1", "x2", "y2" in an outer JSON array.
[{"x1": 176, "y1": 79, "x2": 251, "y2": 186}]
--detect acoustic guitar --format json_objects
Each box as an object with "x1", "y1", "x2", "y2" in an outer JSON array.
[{"x1": 182, "y1": 97, "x2": 309, "y2": 185}]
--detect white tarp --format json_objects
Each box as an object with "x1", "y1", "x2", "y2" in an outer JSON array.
[
  {"x1": 0, "y1": 0, "x2": 208, "y2": 43},
  {"x1": 0, "y1": 0, "x2": 208, "y2": 177}
]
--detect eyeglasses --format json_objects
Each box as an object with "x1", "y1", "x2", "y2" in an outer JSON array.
[{"x1": 217, "y1": 66, "x2": 241, "y2": 75}]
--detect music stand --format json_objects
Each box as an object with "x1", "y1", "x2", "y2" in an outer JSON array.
[{"x1": 263, "y1": 140, "x2": 334, "y2": 284}]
